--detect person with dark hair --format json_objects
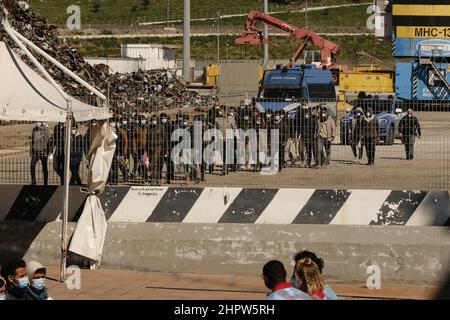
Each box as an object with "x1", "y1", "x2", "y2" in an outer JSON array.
[
  {"x1": 290, "y1": 250, "x2": 338, "y2": 300},
  {"x1": 133, "y1": 115, "x2": 149, "y2": 182},
  {"x1": 0, "y1": 260, "x2": 32, "y2": 300},
  {"x1": 207, "y1": 100, "x2": 221, "y2": 125},
  {"x1": 52, "y1": 122, "x2": 65, "y2": 185},
  {"x1": 147, "y1": 114, "x2": 170, "y2": 186},
  {"x1": 70, "y1": 125, "x2": 84, "y2": 185},
  {"x1": 160, "y1": 113, "x2": 174, "y2": 184},
  {"x1": 351, "y1": 107, "x2": 364, "y2": 163},
  {"x1": 398, "y1": 108, "x2": 421, "y2": 160},
  {"x1": 215, "y1": 105, "x2": 235, "y2": 176},
  {"x1": 318, "y1": 110, "x2": 336, "y2": 168},
  {"x1": 273, "y1": 110, "x2": 288, "y2": 172},
  {"x1": 30, "y1": 121, "x2": 50, "y2": 185},
  {"x1": 0, "y1": 276, "x2": 6, "y2": 300},
  {"x1": 362, "y1": 107, "x2": 380, "y2": 166},
  {"x1": 262, "y1": 260, "x2": 312, "y2": 300}
]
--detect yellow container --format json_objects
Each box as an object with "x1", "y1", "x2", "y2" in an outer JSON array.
[
  {"x1": 339, "y1": 71, "x2": 394, "y2": 94},
  {"x1": 205, "y1": 64, "x2": 221, "y2": 86}
]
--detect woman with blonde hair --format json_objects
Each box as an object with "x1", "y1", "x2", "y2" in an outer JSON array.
[
  {"x1": 295, "y1": 257, "x2": 328, "y2": 300},
  {"x1": 291, "y1": 250, "x2": 338, "y2": 300}
]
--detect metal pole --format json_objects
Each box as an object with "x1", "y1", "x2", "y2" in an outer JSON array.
[
  {"x1": 263, "y1": 0, "x2": 269, "y2": 70},
  {"x1": 217, "y1": 11, "x2": 220, "y2": 64},
  {"x1": 10, "y1": 28, "x2": 106, "y2": 100},
  {"x1": 183, "y1": 0, "x2": 191, "y2": 82},
  {"x1": 167, "y1": 0, "x2": 170, "y2": 28},
  {"x1": 60, "y1": 100, "x2": 73, "y2": 282},
  {"x1": 305, "y1": 0, "x2": 308, "y2": 29}
]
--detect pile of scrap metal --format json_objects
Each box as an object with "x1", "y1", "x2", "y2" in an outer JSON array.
[{"x1": 0, "y1": 0, "x2": 209, "y2": 113}]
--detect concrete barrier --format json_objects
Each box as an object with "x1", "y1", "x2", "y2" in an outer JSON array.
[
  {"x1": 1, "y1": 185, "x2": 449, "y2": 226},
  {"x1": 1, "y1": 222, "x2": 449, "y2": 286}
]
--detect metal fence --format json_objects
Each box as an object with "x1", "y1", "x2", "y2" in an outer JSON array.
[{"x1": 0, "y1": 97, "x2": 449, "y2": 189}]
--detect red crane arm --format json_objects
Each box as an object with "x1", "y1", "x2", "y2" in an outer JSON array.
[{"x1": 235, "y1": 10, "x2": 340, "y2": 67}]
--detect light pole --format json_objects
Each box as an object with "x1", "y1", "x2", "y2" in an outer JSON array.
[
  {"x1": 183, "y1": 0, "x2": 190, "y2": 82},
  {"x1": 167, "y1": 0, "x2": 169, "y2": 28},
  {"x1": 217, "y1": 11, "x2": 220, "y2": 64},
  {"x1": 305, "y1": 0, "x2": 308, "y2": 29},
  {"x1": 263, "y1": 0, "x2": 268, "y2": 69}
]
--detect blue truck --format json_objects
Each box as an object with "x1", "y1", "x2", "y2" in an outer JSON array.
[{"x1": 254, "y1": 64, "x2": 337, "y2": 116}]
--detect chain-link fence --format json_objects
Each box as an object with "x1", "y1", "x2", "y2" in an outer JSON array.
[{"x1": 1, "y1": 96, "x2": 449, "y2": 189}]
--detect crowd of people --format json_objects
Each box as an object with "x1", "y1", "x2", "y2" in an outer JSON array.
[
  {"x1": 0, "y1": 249, "x2": 335, "y2": 300},
  {"x1": 28, "y1": 97, "x2": 422, "y2": 186}
]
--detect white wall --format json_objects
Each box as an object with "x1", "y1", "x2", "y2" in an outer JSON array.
[
  {"x1": 121, "y1": 44, "x2": 176, "y2": 70},
  {"x1": 84, "y1": 58, "x2": 142, "y2": 74}
]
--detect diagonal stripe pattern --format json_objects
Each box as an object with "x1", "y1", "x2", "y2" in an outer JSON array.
[{"x1": 0, "y1": 186, "x2": 448, "y2": 226}]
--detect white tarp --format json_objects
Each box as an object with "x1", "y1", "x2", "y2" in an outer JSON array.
[
  {"x1": 68, "y1": 122, "x2": 117, "y2": 265},
  {"x1": 0, "y1": 41, "x2": 110, "y2": 122}
]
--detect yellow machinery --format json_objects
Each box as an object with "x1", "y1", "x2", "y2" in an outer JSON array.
[
  {"x1": 339, "y1": 70, "x2": 394, "y2": 94},
  {"x1": 337, "y1": 68, "x2": 395, "y2": 111},
  {"x1": 204, "y1": 64, "x2": 221, "y2": 86}
]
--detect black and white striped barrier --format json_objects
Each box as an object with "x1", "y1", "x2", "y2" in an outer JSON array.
[{"x1": 0, "y1": 185, "x2": 449, "y2": 226}]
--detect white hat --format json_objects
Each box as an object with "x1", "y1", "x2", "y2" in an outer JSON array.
[{"x1": 26, "y1": 261, "x2": 46, "y2": 281}]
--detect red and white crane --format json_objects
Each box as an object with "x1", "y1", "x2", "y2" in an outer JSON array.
[{"x1": 235, "y1": 10, "x2": 341, "y2": 69}]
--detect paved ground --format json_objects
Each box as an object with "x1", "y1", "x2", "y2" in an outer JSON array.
[{"x1": 44, "y1": 266, "x2": 444, "y2": 300}]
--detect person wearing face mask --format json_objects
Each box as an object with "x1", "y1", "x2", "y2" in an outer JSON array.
[
  {"x1": 52, "y1": 122, "x2": 65, "y2": 185},
  {"x1": 350, "y1": 107, "x2": 365, "y2": 163},
  {"x1": 207, "y1": 100, "x2": 221, "y2": 125},
  {"x1": 252, "y1": 111, "x2": 264, "y2": 172},
  {"x1": 299, "y1": 109, "x2": 318, "y2": 168},
  {"x1": 0, "y1": 260, "x2": 33, "y2": 300},
  {"x1": 121, "y1": 116, "x2": 133, "y2": 180},
  {"x1": 30, "y1": 121, "x2": 50, "y2": 185},
  {"x1": 214, "y1": 105, "x2": 236, "y2": 176},
  {"x1": 227, "y1": 107, "x2": 239, "y2": 172},
  {"x1": 26, "y1": 261, "x2": 52, "y2": 300},
  {"x1": 273, "y1": 110, "x2": 288, "y2": 172},
  {"x1": 361, "y1": 107, "x2": 380, "y2": 166},
  {"x1": 159, "y1": 113, "x2": 175, "y2": 184},
  {"x1": 113, "y1": 116, "x2": 129, "y2": 183},
  {"x1": 70, "y1": 124, "x2": 85, "y2": 185},
  {"x1": 132, "y1": 115, "x2": 149, "y2": 181},
  {"x1": 317, "y1": 110, "x2": 336, "y2": 168},
  {"x1": 147, "y1": 115, "x2": 170, "y2": 185},
  {"x1": 398, "y1": 108, "x2": 421, "y2": 160}
]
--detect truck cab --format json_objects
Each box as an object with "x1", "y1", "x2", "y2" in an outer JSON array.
[{"x1": 255, "y1": 64, "x2": 337, "y2": 117}]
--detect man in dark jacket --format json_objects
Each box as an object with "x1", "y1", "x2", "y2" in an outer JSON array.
[
  {"x1": 52, "y1": 122, "x2": 65, "y2": 185},
  {"x1": 70, "y1": 125, "x2": 84, "y2": 185},
  {"x1": 30, "y1": 122, "x2": 50, "y2": 185},
  {"x1": 299, "y1": 109, "x2": 318, "y2": 167},
  {"x1": 160, "y1": 113, "x2": 174, "y2": 184},
  {"x1": 351, "y1": 107, "x2": 364, "y2": 163},
  {"x1": 147, "y1": 114, "x2": 170, "y2": 185},
  {"x1": 0, "y1": 260, "x2": 33, "y2": 300},
  {"x1": 361, "y1": 107, "x2": 380, "y2": 166},
  {"x1": 398, "y1": 108, "x2": 421, "y2": 160}
]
